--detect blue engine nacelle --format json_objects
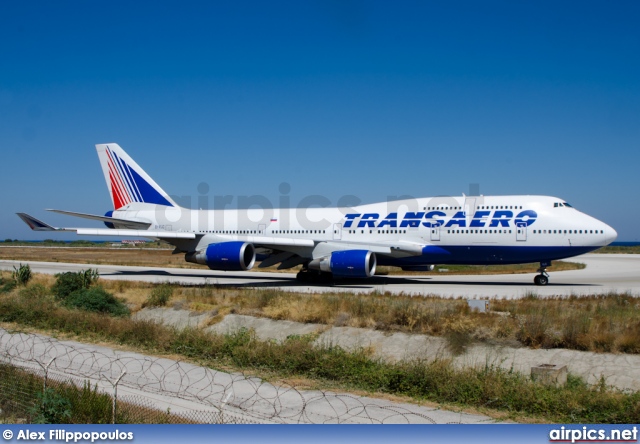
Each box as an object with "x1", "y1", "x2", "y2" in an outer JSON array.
[
  {"x1": 308, "y1": 249, "x2": 377, "y2": 278},
  {"x1": 104, "y1": 211, "x2": 115, "y2": 229},
  {"x1": 185, "y1": 242, "x2": 256, "y2": 271}
]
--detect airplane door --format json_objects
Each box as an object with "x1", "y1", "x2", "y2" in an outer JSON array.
[
  {"x1": 516, "y1": 222, "x2": 527, "y2": 241},
  {"x1": 430, "y1": 224, "x2": 441, "y2": 241},
  {"x1": 333, "y1": 223, "x2": 342, "y2": 240},
  {"x1": 258, "y1": 224, "x2": 266, "y2": 235}
]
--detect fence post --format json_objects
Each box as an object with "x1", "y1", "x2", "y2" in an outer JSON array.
[
  {"x1": 220, "y1": 389, "x2": 234, "y2": 424},
  {"x1": 36, "y1": 357, "x2": 56, "y2": 394},
  {"x1": 104, "y1": 370, "x2": 127, "y2": 424}
]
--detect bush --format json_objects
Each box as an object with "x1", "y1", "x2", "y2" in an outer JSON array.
[
  {"x1": 143, "y1": 284, "x2": 173, "y2": 308},
  {"x1": 52, "y1": 269, "x2": 99, "y2": 300},
  {"x1": 12, "y1": 263, "x2": 32, "y2": 286},
  {"x1": 29, "y1": 388, "x2": 72, "y2": 424},
  {"x1": 0, "y1": 278, "x2": 16, "y2": 294},
  {"x1": 62, "y1": 287, "x2": 130, "y2": 317}
]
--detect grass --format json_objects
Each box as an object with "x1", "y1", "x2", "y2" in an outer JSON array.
[
  {"x1": 0, "y1": 362, "x2": 200, "y2": 424},
  {"x1": 168, "y1": 286, "x2": 640, "y2": 354},
  {"x1": 1, "y1": 291, "x2": 639, "y2": 423},
  {"x1": 0, "y1": 239, "x2": 169, "y2": 248},
  {"x1": 142, "y1": 284, "x2": 173, "y2": 308},
  {"x1": 2, "y1": 270, "x2": 639, "y2": 354},
  {"x1": 595, "y1": 245, "x2": 640, "y2": 254}
]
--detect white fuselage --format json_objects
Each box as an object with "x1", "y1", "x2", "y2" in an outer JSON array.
[{"x1": 112, "y1": 195, "x2": 616, "y2": 266}]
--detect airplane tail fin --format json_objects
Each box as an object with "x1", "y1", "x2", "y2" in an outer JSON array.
[{"x1": 95, "y1": 143, "x2": 178, "y2": 210}]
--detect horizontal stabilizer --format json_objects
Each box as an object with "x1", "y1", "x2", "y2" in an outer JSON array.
[
  {"x1": 16, "y1": 213, "x2": 194, "y2": 240},
  {"x1": 47, "y1": 209, "x2": 151, "y2": 229}
]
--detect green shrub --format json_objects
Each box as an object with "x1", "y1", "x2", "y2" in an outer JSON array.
[
  {"x1": 62, "y1": 287, "x2": 130, "y2": 317},
  {"x1": 29, "y1": 388, "x2": 72, "y2": 424},
  {"x1": 0, "y1": 278, "x2": 16, "y2": 294},
  {"x1": 52, "y1": 269, "x2": 99, "y2": 300},
  {"x1": 143, "y1": 284, "x2": 173, "y2": 308},
  {"x1": 12, "y1": 263, "x2": 32, "y2": 286}
]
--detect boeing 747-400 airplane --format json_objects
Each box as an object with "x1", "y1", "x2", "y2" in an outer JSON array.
[{"x1": 18, "y1": 143, "x2": 617, "y2": 285}]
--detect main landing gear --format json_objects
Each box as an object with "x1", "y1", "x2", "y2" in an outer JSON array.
[
  {"x1": 296, "y1": 268, "x2": 333, "y2": 283},
  {"x1": 534, "y1": 261, "x2": 551, "y2": 286}
]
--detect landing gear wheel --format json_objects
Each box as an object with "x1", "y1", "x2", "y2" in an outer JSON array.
[
  {"x1": 296, "y1": 269, "x2": 333, "y2": 283},
  {"x1": 534, "y1": 262, "x2": 550, "y2": 286},
  {"x1": 533, "y1": 274, "x2": 548, "y2": 286}
]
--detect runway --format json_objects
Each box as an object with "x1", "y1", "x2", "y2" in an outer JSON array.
[{"x1": 1, "y1": 254, "x2": 638, "y2": 298}]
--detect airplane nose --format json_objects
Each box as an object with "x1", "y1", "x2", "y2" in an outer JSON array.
[{"x1": 604, "y1": 225, "x2": 618, "y2": 245}]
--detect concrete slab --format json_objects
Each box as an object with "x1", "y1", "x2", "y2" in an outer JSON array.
[
  {"x1": 206, "y1": 314, "x2": 326, "y2": 342},
  {"x1": 133, "y1": 307, "x2": 211, "y2": 330}
]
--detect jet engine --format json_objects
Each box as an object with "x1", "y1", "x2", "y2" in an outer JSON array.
[
  {"x1": 308, "y1": 249, "x2": 376, "y2": 278},
  {"x1": 186, "y1": 241, "x2": 256, "y2": 271}
]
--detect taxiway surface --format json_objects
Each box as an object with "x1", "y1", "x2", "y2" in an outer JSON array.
[{"x1": 1, "y1": 254, "x2": 638, "y2": 298}]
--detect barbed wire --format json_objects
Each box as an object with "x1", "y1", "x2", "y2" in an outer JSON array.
[{"x1": 0, "y1": 328, "x2": 478, "y2": 424}]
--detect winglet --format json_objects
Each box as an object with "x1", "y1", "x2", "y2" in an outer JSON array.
[{"x1": 16, "y1": 213, "x2": 57, "y2": 231}]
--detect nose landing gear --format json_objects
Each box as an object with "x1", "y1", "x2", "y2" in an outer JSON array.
[{"x1": 534, "y1": 261, "x2": 551, "y2": 286}]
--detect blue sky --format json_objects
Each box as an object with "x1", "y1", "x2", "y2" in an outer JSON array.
[{"x1": 1, "y1": 1, "x2": 639, "y2": 240}]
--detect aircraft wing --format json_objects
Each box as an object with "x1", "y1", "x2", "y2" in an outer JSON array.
[
  {"x1": 74, "y1": 229, "x2": 196, "y2": 239},
  {"x1": 309, "y1": 240, "x2": 425, "y2": 256},
  {"x1": 17, "y1": 213, "x2": 421, "y2": 256},
  {"x1": 207, "y1": 234, "x2": 315, "y2": 248},
  {"x1": 200, "y1": 235, "x2": 423, "y2": 255}
]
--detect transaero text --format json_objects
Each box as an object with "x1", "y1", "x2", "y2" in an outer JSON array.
[{"x1": 343, "y1": 210, "x2": 538, "y2": 229}]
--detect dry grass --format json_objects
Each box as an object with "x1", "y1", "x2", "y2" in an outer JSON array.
[
  {"x1": 2, "y1": 290, "x2": 640, "y2": 424},
  {"x1": 95, "y1": 278, "x2": 640, "y2": 354},
  {"x1": 2, "y1": 267, "x2": 638, "y2": 354}
]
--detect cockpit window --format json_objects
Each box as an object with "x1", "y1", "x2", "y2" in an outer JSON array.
[{"x1": 563, "y1": 202, "x2": 573, "y2": 207}]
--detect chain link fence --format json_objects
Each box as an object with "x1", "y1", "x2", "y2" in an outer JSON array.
[
  {"x1": 0, "y1": 328, "x2": 470, "y2": 424},
  {"x1": 0, "y1": 361, "x2": 254, "y2": 424}
]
